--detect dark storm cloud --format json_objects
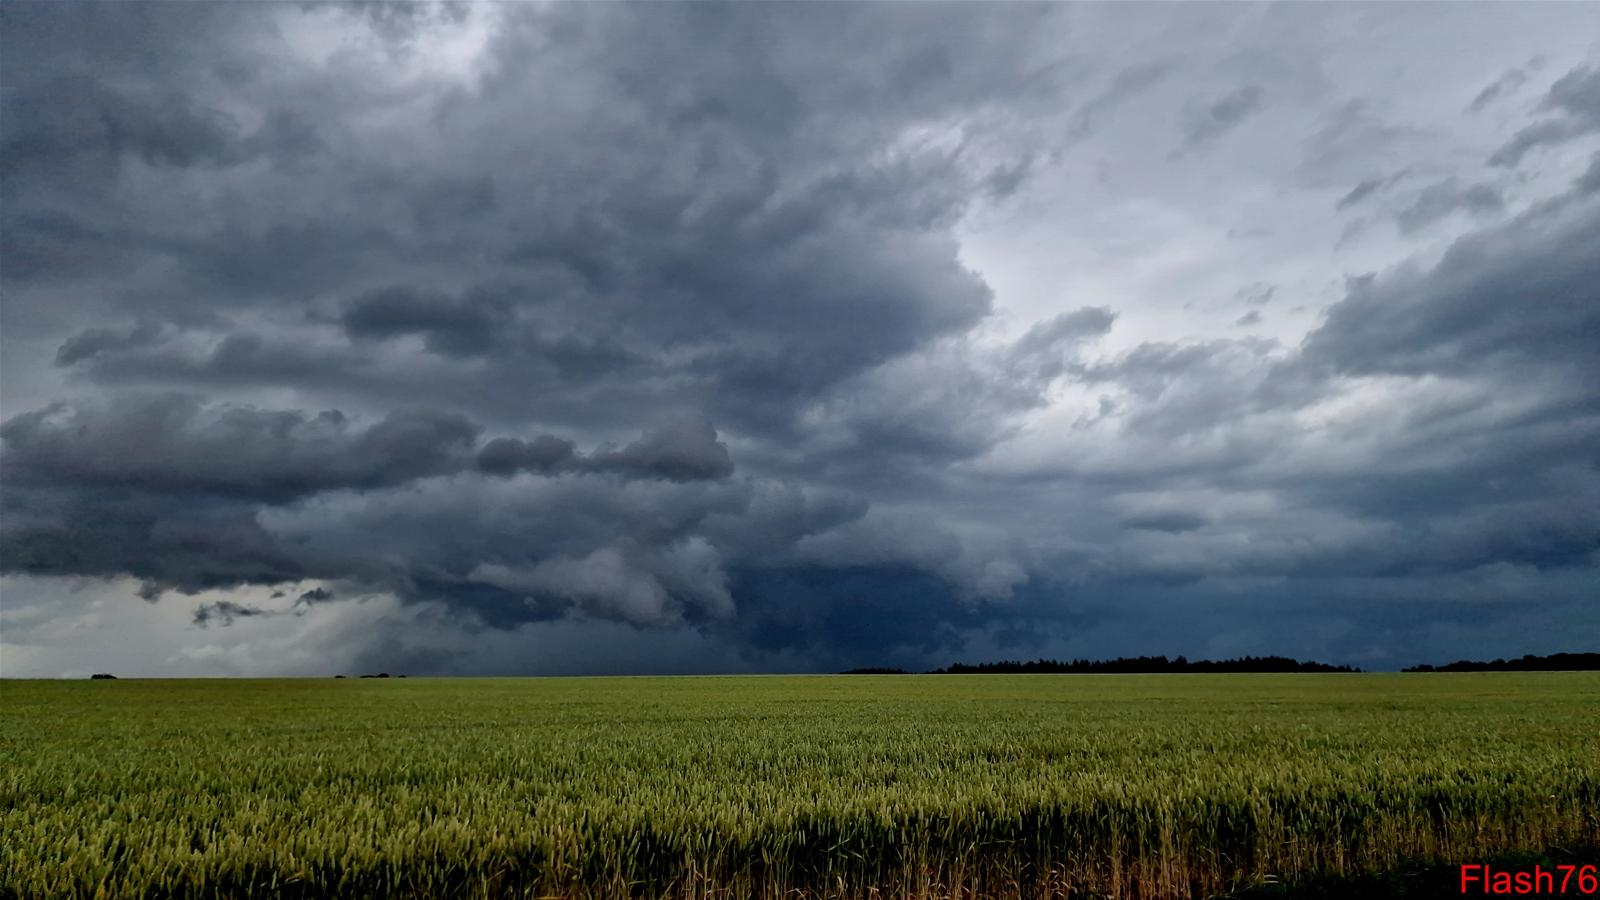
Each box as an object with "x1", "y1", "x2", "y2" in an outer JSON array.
[
  {"x1": 586, "y1": 421, "x2": 734, "y2": 483},
  {"x1": 253, "y1": 472, "x2": 771, "y2": 627},
  {"x1": 475, "y1": 423, "x2": 733, "y2": 483},
  {"x1": 53, "y1": 327, "x2": 366, "y2": 392},
  {"x1": 0, "y1": 395, "x2": 479, "y2": 502},
  {"x1": 340, "y1": 286, "x2": 510, "y2": 358},
  {"x1": 0, "y1": 393, "x2": 752, "y2": 608},
  {"x1": 0, "y1": 489, "x2": 311, "y2": 595},
  {"x1": 699, "y1": 482, "x2": 869, "y2": 560},
  {"x1": 0, "y1": 394, "x2": 480, "y2": 595},
  {"x1": 1302, "y1": 179, "x2": 1600, "y2": 380},
  {"x1": 779, "y1": 317, "x2": 1100, "y2": 480},
  {"x1": 475, "y1": 435, "x2": 577, "y2": 478},
  {"x1": 6, "y1": 2, "x2": 1044, "y2": 444},
  {"x1": 725, "y1": 564, "x2": 978, "y2": 660},
  {"x1": 0, "y1": 2, "x2": 273, "y2": 188},
  {"x1": 2, "y1": 3, "x2": 1597, "y2": 674},
  {"x1": 1231, "y1": 172, "x2": 1600, "y2": 586},
  {"x1": 1490, "y1": 64, "x2": 1600, "y2": 167},
  {"x1": 55, "y1": 322, "x2": 165, "y2": 367},
  {"x1": 1031, "y1": 168, "x2": 1600, "y2": 594},
  {"x1": 0, "y1": 74, "x2": 247, "y2": 178}
]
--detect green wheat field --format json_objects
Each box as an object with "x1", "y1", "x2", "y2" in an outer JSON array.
[{"x1": 3, "y1": 674, "x2": 1597, "y2": 899}]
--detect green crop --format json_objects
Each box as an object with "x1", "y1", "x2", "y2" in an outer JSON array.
[{"x1": 2, "y1": 673, "x2": 1596, "y2": 898}]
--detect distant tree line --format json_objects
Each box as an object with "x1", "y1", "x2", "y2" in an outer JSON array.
[
  {"x1": 1403, "y1": 652, "x2": 1600, "y2": 672},
  {"x1": 842, "y1": 655, "x2": 1361, "y2": 674},
  {"x1": 934, "y1": 655, "x2": 1361, "y2": 674}
]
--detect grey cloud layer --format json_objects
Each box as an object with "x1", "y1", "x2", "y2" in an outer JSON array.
[
  {"x1": 2, "y1": 3, "x2": 1597, "y2": 673},
  {"x1": 1, "y1": 396, "x2": 480, "y2": 502}
]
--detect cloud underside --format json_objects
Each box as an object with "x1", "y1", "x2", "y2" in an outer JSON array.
[{"x1": 1, "y1": 4, "x2": 1597, "y2": 672}]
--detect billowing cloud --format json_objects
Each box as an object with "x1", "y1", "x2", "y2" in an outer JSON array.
[
  {"x1": 3, "y1": 3, "x2": 1598, "y2": 675},
  {"x1": 586, "y1": 422, "x2": 735, "y2": 483},
  {"x1": 1302, "y1": 178, "x2": 1600, "y2": 381},
  {"x1": 474, "y1": 423, "x2": 733, "y2": 482},
  {"x1": 0, "y1": 394, "x2": 480, "y2": 502}
]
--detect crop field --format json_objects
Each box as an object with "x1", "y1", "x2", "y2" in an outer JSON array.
[{"x1": 3, "y1": 674, "x2": 1598, "y2": 899}]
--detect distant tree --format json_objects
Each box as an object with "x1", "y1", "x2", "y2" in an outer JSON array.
[
  {"x1": 1403, "y1": 652, "x2": 1600, "y2": 672},
  {"x1": 90, "y1": 673, "x2": 117, "y2": 680},
  {"x1": 929, "y1": 655, "x2": 1360, "y2": 674}
]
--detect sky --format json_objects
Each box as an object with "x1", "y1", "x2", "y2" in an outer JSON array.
[{"x1": 2, "y1": 2, "x2": 1598, "y2": 677}]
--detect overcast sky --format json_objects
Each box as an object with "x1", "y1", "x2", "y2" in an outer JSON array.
[{"x1": 3, "y1": 2, "x2": 1598, "y2": 677}]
